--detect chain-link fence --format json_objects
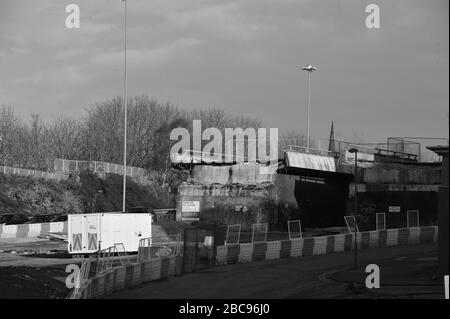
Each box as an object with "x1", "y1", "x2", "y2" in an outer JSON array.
[
  {"x1": 0, "y1": 165, "x2": 69, "y2": 181},
  {"x1": 54, "y1": 158, "x2": 147, "y2": 178}
]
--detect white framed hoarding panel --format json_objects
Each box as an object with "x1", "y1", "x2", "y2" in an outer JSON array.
[
  {"x1": 344, "y1": 215, "x2": 359, "y2": 233},
  {"x1": 376, "y1": 213, "x2": 386, "y2": 231},
  {"x1": 287, "y1": 220, "x2": 302, "y2": 239},
  {"x1": 252, "y1": 223, "x2": 268, "y2": 243},
  {"x1": 225, "y1": 224, "x2": 241, "y2": 245},
  {"x1": 407, "y1": 210, "x2": 420, "y2": 228}
]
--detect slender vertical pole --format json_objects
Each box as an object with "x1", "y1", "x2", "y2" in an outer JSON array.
[
  {"x1": 354, "y1": 151, "x2": 358, "y2": 270},
  {"x1": 122, "y1": 0, "x2": 128, "y2": 213},
  {"x1": 306, "y1": 71, "x2": 311, "y2": 150}
]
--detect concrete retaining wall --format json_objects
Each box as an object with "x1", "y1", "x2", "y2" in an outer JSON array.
[
  {"x1": 0, "y1": 221, "x2": 67, "y2": 239},
  {"x1": 75, "y1": 255, "x2": 183, "y2": 299},
  {"x1": 189, "y1": 163, "x2": 275, "y2": 185},
  {"x1": 215, "y1": 226, "x2": 438, "y2": 266},
  {"x1": 1, "y1": 165, "x2": 69, "y2": 181}
]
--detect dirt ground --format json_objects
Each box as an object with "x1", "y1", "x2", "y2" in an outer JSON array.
[{"x1": 0, "y1": 265, "x2": 71, "y2": 299}]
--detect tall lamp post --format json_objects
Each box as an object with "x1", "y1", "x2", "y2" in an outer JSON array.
[
  {"x1": 301, "y1": 64, "x2": 317, "y2": 150},
  {"x1": 122, "y1": 0, "x2": 128, "y2": 213},
  {"x1": 349, "y1": 148, "x2": 359, "y2": 270}
]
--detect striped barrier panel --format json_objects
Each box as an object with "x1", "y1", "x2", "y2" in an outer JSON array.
[
  {"x1": 0, "y1": 221, "x2": 68, "y2": 239},
  {"x1": 280, "y1": 240, "x2": 292, "y2": 258},
  {"x1": 252, "y1": 242, "x2": 267, "y2": 262},
  {"x1": 75, "y1": 255, "x2": 182, "y2": 299},
  {"x1": 408, "y1": 227, "x2": 421, "y2": 245},
  {"x1": 41, "y1": 223, "x2": 51, "y2": 235},
  {"x1": 420, "y1": 226, "x2": 435, "y2": 243},
  {"x1": 238, "y1": 243, "x2": 253, "y2": 263},
  {"x1": 104, "y1": 270, "x2": 115, "y2": 295},
  {"x1": 175, "y1": 256, "x2": 183, "y2": 276},
  {"x1": 1, "y1": 225, "x2": 17, "y2": 239},
  {"x1": 216, "y1": 246, "x2": 228, "y2": 265},
  {"x1": 333, "y1": 234, "x2": 346, "y2": 253},
  {"x1": 50, "y1": 222, "x2": 65, "y2": 232},
  {"x1": 344, "y1": 234, "x2": 354, "y2": 251},
  {"x1": 397, "y1": 228, "x2": 410, "y2": 246},
  {"x1": 214, "y1": 227, "x2": 439, "y2": 267},
  {"x1": 75, "y1": 227, "x2": 439, "y2": 299},
  {"x1": 227, "y1": 244, "x2": 240, "y2": 264},
  {"x1": 368, "y1": 231, "x2": 379, "y2": 248},
  {"x1": 360, "y1": 232, "x2": 371, "y2": 249},
  {"x1": 302, "y1": 238, "x2": 315, "y2": 256},
  {"x1": 149, "y1": 259, "x2": 162, "y2": 281},
  {"x1": 160, "y1": 257, "x2": 171, "y2": 278},
  {"x1": 313, "y1": 236, "x2": 327, "y2": 255},
  {"x1": 266, "y1": 241, "x2": 281, "y2": 260},
  {"x1": 290, "y1": 238, "x2": 303, "y2": 257},
  {"x1": 386, "y1": 229, "x2": 399, "y2": 246},
  {"x1": 113, "y1": 267, "x2": 126, "y2": 292},
  {"x1": 124, "y1": 264, "x2": 135, "y2": 288},
  {"x1": 378, "y1": 230, "x2": 387, "y2": 247},
  {"x1": 28, "y1": 224, "x2": 42, "y2": 237}
]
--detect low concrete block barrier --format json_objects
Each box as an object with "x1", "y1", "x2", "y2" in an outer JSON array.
[
  {"x1": 0, "y1": 221, "x2": 68, "y2": 239},
  {"x1": 214, "y1": 226, "x2": 439, "y2": 267}
]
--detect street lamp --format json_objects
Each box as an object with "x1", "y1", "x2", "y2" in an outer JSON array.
[
  {"x1": 348, "y1": 147, "x2": 359, "y2": 270},
  {"x1": 122, "y1": 0, "x2": 128, "y2": 213},
  {"x1": 301, "y1": 64, "x2": 317, "y2": 150}
]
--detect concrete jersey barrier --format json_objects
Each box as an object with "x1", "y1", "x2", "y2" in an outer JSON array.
[
  {"x1": 72, "y1": 226, "x2": 438, "y2": 299},
  {"x1": 0, "y1": 221, "x2": 67, "y2": 239},
  {"x1": 215, "y1": 226, "x2": 439, "y2": 266}
]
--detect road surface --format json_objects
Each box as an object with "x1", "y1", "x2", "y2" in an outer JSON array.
[{"x1": 107, "y1": 243, "x2": 442, "y2": 299}]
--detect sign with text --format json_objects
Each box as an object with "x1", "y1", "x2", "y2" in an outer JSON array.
[
  {"x1": 182, "y1": 201, "x2": 200, "y2": 212},
  {"x1": 345, "y1": 151, "x2": 375, "y2": 163},
  {"x1": 181, "y1": 201, "x2": 200, "y2": 222},
  {"x1": 285, "y1": 151, "x2": 336, "y2": 172},
  {"x1": 388, "y1": 206, "x2": 401, "y2": 213}
]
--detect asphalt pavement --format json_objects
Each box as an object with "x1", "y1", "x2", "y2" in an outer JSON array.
[{"x1": 107, "y1": 243, "x2": 445, "y2": 299}]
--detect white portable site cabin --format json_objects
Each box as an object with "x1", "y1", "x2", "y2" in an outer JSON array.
[{"x1": 68, "y1": 213, "x2": 152, "y2": 254}]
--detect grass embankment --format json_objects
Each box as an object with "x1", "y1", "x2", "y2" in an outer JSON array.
[{"x1": 0, "y1": 172, "x2": 174, "y2": 217}]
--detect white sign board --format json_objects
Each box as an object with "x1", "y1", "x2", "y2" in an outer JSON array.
[
  {"x1": 388, "y1": 206, "x2": 401, "y2": 213},
  {"x1": 181, "y1": 201, "x2": 200, "y2": 213},
  {"x1": 285, "y1": 151, "x2": 336, "y2": 172},
  {"x1": 345, "y1": 151, "x2": 375, "y2": 163}
]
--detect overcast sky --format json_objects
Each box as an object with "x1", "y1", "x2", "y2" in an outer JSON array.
[{"x1": 0, "y1": 0, "x2": 448, "y2": 144}]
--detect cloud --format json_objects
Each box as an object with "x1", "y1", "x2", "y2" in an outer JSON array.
[
  {"x1": 90, "y1": 37, "x2": 203, "y2": 68},
  {"x1": 13, "y1": 65, "x2": 86, "y2": 86}
]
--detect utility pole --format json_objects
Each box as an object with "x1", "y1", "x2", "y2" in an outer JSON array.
[
  {"x1": 301, "y1": 64, "x2": 317, "y2": 150},
  {"x1": 122, "y1": 0, "x2": 128, "y2": 213},
  {"x1": 349, "y1": 148, "x2": 359, "y2": 270}
]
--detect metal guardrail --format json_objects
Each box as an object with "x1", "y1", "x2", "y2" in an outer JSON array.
[
  {"x1": 137, "y1": 233, "x2": 182, "y2": 262},
  {"x1": 0, "y1": 165, "x2": 69, "y2": 181},
  {"x1": 54, "y1": 158, "x2": 147, "y2": 178}
]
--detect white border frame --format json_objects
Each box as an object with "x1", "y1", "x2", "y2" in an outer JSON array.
[
  {"x1": 251, "y1": 223, "x2": 268, "y2": 243},
  {"x1": 344, "y1": 215, "x2": 359, "y2": 233},
  {"x1": 407, "y1": 210, "x2": 420, "y2": 228},
  {"x1": 225, "y1": 224, "x2": 241, "y2": 245},
  {"x1": 376, "y1": 212, "x2": 386, "y2": 231},
  {"x1": 287, "y1": 220, "x2": 302, "y2": 239}
]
